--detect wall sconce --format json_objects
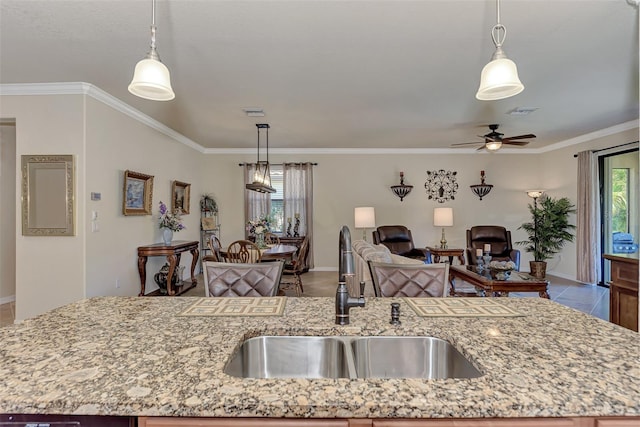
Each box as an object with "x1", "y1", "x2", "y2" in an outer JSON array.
[
  {"x1": 470, "y1": 171, "x2": 493, "y2": 200},
  {"x1": 354, "y1": 207, "x2": 376, "y2": 241},
  {"x1": 390, "y1": 172, "x2": 413, "y2": 201}
]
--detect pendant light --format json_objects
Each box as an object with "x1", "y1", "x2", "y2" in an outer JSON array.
[
  {"x1": 476, "y1": 0, "x2": 524, "y2": 101},
  {"x1": 245, "y1": 124, "x2": 276, "y2": 194},
  {"x1": 128, "y1": 0, "x2": 175, "y2": 101}
]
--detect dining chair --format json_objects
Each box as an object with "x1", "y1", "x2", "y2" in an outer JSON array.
[
  {"x1": 226, "y1": 240, "x2": 262, "y2": 263},
  {"x1": 279, "y1": 236, "x2": 310, "y2": 296},
  {"x1": 368, "y1": 261, "x2": 449, "y2": 297},
  {"x1": 264, "y1": 232, "x2": 280, "y2": 245},
  {"x1": 202, "y1": 260, "x2": 284, "y2": 297},
  {"x1": 206, "y1": 234, "x2": 223, "y2": 262}
]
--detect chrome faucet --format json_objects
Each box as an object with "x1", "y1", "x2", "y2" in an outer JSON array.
[{"x1": 336, "y1": 225, "x2": 365, "y2": 325}]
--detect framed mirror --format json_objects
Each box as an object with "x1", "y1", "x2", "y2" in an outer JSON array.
[{"x1": 21, "y1": 154, "x2": 75, "y2": 236}]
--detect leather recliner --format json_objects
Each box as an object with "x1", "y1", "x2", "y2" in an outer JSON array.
[
  {"x1": 466, "y1": 225, "x2": 520, "y2": 270},
  {"x1": 372, "y1": 225, "x2": 429, "y2": 261}
]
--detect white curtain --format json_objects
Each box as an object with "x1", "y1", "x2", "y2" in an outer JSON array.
[
  {"x1": 244, "y1": 164, "x2": 271, "y2": 237},
  {"x1": 576, "y1": 150, "x2": 600, "y2": 284},
  {"x1": 284, "y1": 163, "x2": 314, "y2": 269}
]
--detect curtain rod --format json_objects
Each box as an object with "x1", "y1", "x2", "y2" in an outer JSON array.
[
  {"x1": 573, "y1": 141, "x2": 638, "y2": 158},
  {"x1": 238, "y1": 162, "x2": 318, "y2": 166}
]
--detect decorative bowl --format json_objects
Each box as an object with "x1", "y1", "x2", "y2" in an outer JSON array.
[{"x1": 488, "y1": 261, "x2": 516, "y2": 280}]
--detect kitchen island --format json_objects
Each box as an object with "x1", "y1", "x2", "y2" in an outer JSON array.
[{"x1": 1, "y1": 296, "x2": 639, "y2": 425}]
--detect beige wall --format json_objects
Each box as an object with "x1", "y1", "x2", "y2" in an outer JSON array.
[
  {"x1": 84, "y1": 97, "x2": 206, "y2": 299},
  {"x1": 1, "y1": 88, "x2": 637, "y2": 320},
  {"x1": 2, "y1": 95, "x2": 86, "y2": 321},
  {"x1": 0, "y1": 125, "x2": 16, "y2": 303}
]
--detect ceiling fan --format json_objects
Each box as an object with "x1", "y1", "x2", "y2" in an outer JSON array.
[{"x1": 451, "y1": 124, "x2": 536, "y2": 151}]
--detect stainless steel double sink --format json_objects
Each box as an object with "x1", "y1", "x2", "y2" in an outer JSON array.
[{"x1": 224, "y1": 336, "x2": 482, "y2": 379}]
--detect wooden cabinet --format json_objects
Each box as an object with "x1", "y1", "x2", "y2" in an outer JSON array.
[
  {"x1": 139, "y1": 418, "x2": 640, "y2": 427},
  {"x1": 604, "y1": 254, "x2": 639, "y2": 332},
  {"x1": 139, "y1": 418, "x2": 348, "y2": 427}
]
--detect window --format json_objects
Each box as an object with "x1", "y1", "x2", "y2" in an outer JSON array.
[{"x1": 269, "y1": 165, "x2": 284, "y2": 233}]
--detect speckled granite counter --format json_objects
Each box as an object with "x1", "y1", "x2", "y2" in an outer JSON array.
[{"x1": 0, "y1": 296, "x2": 639, "y2": 419}]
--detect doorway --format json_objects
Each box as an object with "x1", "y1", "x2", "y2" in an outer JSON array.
[{"x1": 600, "y1": 148, "x2": 639, "y2": 286}]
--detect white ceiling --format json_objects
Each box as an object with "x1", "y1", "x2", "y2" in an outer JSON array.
[{"x1": 1, "y1": 0, "x2": 638, "y2": 151}]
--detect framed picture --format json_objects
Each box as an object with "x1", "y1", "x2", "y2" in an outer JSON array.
[
  {"x1": 172, "y1": 180, "x2": 191, "y2": 214},
  {"x1": 123, "y1": 170, "x2": 154, "y2": 216}
]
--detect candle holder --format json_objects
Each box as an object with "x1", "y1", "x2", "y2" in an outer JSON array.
[
  {"x1": 476, "y1": 256, "x2": 485, "y2": 269},
  {"x1": 482, "y1": 254, "x2": 492, "y2": 266}
]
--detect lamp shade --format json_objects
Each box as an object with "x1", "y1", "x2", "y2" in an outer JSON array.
[
  {"x1": 527, "y1": 190, "x2": 544, "y2": 199},
  {"x1": 476, "y1": 57, "x2": 524, "y2": 101},
  {"x1": 128, "y1": 57, "x2": 175, "y2": 101},
  {"x1": 433, "y1": 207, "x2": 453, "y2": 227},
  {"x1": 354, "y1": 207, "x2": 376, "y2": 228}
]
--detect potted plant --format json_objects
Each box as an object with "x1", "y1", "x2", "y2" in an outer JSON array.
[
  {"x1": 200, "y1": 194, "x2": 218, "y2": 213},
  {"x1": 517, "y1": 195, "x2": 576, "y2": 279}
]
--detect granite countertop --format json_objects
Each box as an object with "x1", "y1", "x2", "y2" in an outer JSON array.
[{"x1": 0, "y1": 296, "x2": 639, "y2": 419}]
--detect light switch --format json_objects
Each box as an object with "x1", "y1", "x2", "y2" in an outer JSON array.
[{"x1": 91, "y1": 211, "x2": 98, "y2": 220}]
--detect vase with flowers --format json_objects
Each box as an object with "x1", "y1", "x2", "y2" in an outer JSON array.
[
  {"x1": 247, "y1": 216, "x2": 271, "y2": 249},
  {"x1": 159, "y1": 201, "x2": 185, "y2": 245}
]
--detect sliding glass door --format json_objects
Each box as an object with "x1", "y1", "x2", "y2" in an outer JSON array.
[{"x1": 600, "y1": 149, "x2": 639, "y2": 285}]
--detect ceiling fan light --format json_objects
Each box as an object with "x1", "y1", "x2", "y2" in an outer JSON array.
[
  {"x1": 128, "y1": 56, "x2": 175, "y2": 101},
  {"x1": 476, "y1": 56, "x2": 524, "y2": 101},
  {"x1": 485, "y1": 140, "x2": 503, "y2": 151}
]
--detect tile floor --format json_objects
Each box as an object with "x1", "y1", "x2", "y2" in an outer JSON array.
[{"x1": 0, "y1": 271, "x2": 609, "y2": 327}]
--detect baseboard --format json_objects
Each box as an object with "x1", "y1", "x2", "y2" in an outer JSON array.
[
  {"x1": 310, "y1": 267, "x2": 338, "y2": 272},
  {"x1": 546, "y1": 271, "x2": 583, "y2": 284},
  {"x1": 0, "y1": 295, "x2": 16, "y2": 305}
]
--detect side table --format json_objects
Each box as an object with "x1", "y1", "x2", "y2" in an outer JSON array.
[
  {"x1": 426, "y1": 246, "x2": 465, "y2": 265},
  {"x1": 138, "y1": 240, "x2": 199, "y2": 296}
]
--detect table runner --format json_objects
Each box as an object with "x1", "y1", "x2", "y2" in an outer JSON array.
[
  {"x1": 404, "y1": 297, "x2": 524, "y2": 317},
  {"x1": 179, "y1": 297, "x2": 286, "y2": 317}
]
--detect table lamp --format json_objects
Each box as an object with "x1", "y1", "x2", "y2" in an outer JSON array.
[
  {"x1": 354, "y1": 207, "x2": 376, "y2": 241},
  {"x1": 433, "y1": 207, "x2": 453, "y2": 249}
]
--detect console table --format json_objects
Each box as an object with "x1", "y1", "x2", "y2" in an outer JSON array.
[{"x1": 138, "y1": 240, "x2": 199, "y2": 296}]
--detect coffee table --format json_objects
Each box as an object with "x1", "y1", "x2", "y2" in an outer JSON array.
[{"x1": 449, "y1": 265, "x2": 550, "y2": 298}]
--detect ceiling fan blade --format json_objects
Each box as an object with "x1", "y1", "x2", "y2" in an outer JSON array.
[
  {"x1": 476, "y1": 145, "x2": 487, "y2": 151},
  {"x1": 503, "y1": 134, "x2": 536, "y2": 141},
  {"x1": 451, "y1": 141, "x2": 484, "y2": 147},
  {"x1": 503, "y1": 140, "x2": 530, "y2": 146}
]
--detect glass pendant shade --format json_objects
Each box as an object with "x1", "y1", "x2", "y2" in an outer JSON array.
[
  {"x1": 128, "y1": 0, "x2": 175, "y2": 101},
  {"x1": 128, "y1": 55, "x2": 175, "y2": 101},
  {"x1": 485, "y1": 140, "x2": 503, "y2": 151},
  {"x1": 476, "y1": 56, "x2": 524, "y2": 101}
]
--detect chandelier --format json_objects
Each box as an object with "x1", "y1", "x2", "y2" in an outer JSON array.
[{"x1": 245, "y1": 124, "x2": 276, "y2": 193}]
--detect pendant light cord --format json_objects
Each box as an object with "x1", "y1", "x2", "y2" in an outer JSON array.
[
  {"x1": 148, "y1": 0, "x2": 159, "y2": 60},
  {"x1": 490, "y1": 0, "x2": 506, "y2": 51}
]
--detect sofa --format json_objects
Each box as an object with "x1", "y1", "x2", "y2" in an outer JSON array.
[{"x1": 351, "y1": 239, "x2": 425, "y2": 296}]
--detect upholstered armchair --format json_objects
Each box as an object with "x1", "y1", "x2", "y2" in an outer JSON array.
[
  {"x1": 466, "y1": 225, "x2": 520, "y2": 270},
  {"x1": 368, "y1": 261, "x2": 449, "y2": 297},
  {"x1": 372, "y1": 225, "x2": 429, "y2": 261},
  {"x1": 202, "y1": 260, "x2": 284, "y2": 297}
]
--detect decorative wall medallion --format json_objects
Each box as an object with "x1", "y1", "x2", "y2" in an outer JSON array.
[{"x1": 425, "y1": 170, "x2": 458, "y2": 203}]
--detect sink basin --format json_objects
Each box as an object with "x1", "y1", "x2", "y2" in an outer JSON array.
[
  {"x1": 350, "y1": 336, "x2": 482, "y2": 379},
  {"x1": 224, "y1": 335, "x2": 482, "y2": 379},
  {"x1": 224, "y1": 336, "x2": 351, "y2": 378}
]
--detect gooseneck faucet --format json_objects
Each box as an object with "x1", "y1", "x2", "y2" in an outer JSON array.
[{"x1": 336, "y1": 225, "x2": 365, "y2": 325}]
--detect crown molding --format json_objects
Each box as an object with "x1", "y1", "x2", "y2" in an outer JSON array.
[
  {"x1": 0, "y1": 82, "x2": 207, "y2": 153},
  {"x1": 2, "y1": 83, "x2": 637, "y2": 156}
]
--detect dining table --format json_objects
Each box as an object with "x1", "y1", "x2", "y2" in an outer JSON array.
[{"x1": 219, "y1": 244, "x2": 298, "y2": 263}]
